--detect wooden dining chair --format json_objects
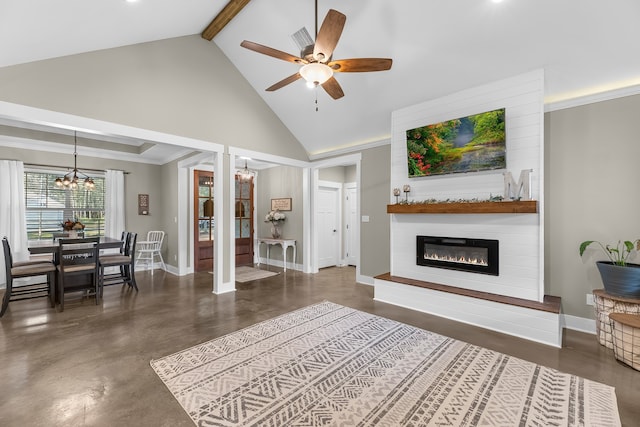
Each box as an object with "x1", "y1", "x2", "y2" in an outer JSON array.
[
  {"x1": 1, "y1": 237, "x2": 56, "y2": 317},
  {"x1": 99, "y1": 232, "x2": 138, "y2": 296},
  {"x1": 57, "y1": 237, "x2": 100, "y2": 311}
]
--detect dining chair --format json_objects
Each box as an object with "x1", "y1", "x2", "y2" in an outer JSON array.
[
  {"x1": 136, "y1": 231, "x2": 166, "y2": 271},
  {"x1": 99, "y1": 232, "x2": 138, "y2": 296},
  {"x1": 57, "y1": 237, "x2": 100, "y2": 311},
  {"x1": 1, "y1": 237, "x2": 56, "y2": 317}
]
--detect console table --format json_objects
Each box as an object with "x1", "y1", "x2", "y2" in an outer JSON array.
[{"x1": 256, "y1": 238, "x2": 296, "y2": 272}]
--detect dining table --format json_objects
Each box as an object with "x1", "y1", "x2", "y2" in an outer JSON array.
[
  {"x1": 28, "y1": 236, "x2": 124, "y2": 255},
  {"x1": 27, "y1": 236, "x2": 126, "y2": 304}
]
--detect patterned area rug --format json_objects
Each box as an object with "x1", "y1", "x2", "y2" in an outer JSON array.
[
  {"x1": 150, "y1": 301, "x2": 621, "y2": 426},
  {"x1": 235, "y1": 266, "x2": 278, "y2": 283}
]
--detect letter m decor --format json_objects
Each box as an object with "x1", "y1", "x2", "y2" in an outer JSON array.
[{"x1": 503, "y1": 169, "x2": 533, "y2": 200}]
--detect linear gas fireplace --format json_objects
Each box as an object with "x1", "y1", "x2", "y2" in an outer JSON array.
[{"x1": 416, "y1": 236, "x2": 499, "y2": 276}]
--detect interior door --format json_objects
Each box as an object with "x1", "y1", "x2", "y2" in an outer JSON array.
[
  {"x1": 317, "y1": 185, "x2": 340, "y2": 268},
  {"x1": 235, "y1": 175, "x2": 254, "y2": 266},
  {"x1": 344, "y1": 184, "x2": 358, "y2": 266},
  {"x1": 194, "y1": 170, "x2": 214, "y2": 272}
]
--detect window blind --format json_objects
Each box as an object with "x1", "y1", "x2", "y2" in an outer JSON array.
[{"x1": 24, "y1": 171, "x2": 106, "y2": 240}]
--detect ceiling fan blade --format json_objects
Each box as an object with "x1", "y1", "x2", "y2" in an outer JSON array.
[
  {"x1": 240, "y1": 40, "x2": 305, "y2": 64},
  {"x1": 329, "y1": 58, "x2": 393, "y2": 72},
  {"x1": 321, "y1": 77, "x2": 344, "y2": 100},
  {"x1": 266, "y1": 73, "x2": 302, "y2": 91},
  {"x1": 313, "y1": 9, "x2": 346, "y2": 62}
]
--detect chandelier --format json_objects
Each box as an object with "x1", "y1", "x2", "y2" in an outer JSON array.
[
  {"x1": 237, "y1": 158, "x2": 255, "y2": 183},
  {"x1": 54, "y1": 132, "x2": 95, "y2": 190}
]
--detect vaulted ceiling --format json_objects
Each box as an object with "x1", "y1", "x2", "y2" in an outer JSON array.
[{"x1": 2, "y1": 0, "x2": 640, "y2": 159}]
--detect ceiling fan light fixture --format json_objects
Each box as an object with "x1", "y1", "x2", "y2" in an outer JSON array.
[{"x1": 299, "y1": 62, "x2": 333, "y2": 87}]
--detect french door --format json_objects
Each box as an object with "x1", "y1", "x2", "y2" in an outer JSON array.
[
  {"x1": 235, "y1": 175, "x2": 254, "y2": 266},
  {"x1": 194, "y1": 170, "x2": 214, "y2": 272}
]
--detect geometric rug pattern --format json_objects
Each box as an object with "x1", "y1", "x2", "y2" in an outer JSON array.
[{"x1": 150, "y1": 301, "x2": 621, "y2": 426}]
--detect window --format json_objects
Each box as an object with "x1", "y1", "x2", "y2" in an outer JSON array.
[
  {"x1": 235, "y1": 175, "x2": 252, "y2": 239},
  {"x1": 24, "y1": 170, "x2": 105, "y2": 240}
]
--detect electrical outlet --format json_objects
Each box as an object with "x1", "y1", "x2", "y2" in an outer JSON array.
[
  {"x1": 586, "y1": 293, "x2": 594, "y2": 306},
  {"x1": 174, "y1": 254, "x2": 177, "y2": 261}
]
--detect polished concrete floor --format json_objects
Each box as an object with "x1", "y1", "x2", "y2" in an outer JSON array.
[{"x1": 1, "y1": 266, "x2": 638, "y2": 426}]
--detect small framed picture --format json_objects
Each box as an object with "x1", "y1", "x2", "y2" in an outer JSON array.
[
  {"x1": 138, "y1": 194, "x2": 149, "y2": 215},
  {"x1": 271, "y1": 198, "x2": 292, "y2": 211}
]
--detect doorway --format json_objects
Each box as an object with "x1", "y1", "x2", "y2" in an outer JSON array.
[
  {"x1": 344, "y1": 183, "x2": 358, "y2": 266},
  {"x1": 317, "y1": 183, "x2": 340, "y2": 268},
  {"x1": 194, "y1": 170, "x2": 214, "y2": 272},
  {"x1": 313, "y1": 158, "x2": 360, "y2": 274}
]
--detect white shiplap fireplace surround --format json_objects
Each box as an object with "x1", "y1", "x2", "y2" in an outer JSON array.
[{"x1": 374, "y1": 70, "x2": 562, "y2": 347}]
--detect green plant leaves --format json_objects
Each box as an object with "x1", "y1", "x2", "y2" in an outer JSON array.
[
  {"x1": 579, "y1": 241, "x2": 595, "y2": 257},
  {"x1": 579, "y1": 239, "x2": 640, "y2": 267}
]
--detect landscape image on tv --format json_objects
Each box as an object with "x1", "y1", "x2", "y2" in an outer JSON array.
[{"x1": 406, "y1": 108, "x2": 506, "y2": 177}]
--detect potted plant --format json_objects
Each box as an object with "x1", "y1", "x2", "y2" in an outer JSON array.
[
  {"x1": 60, "y1": 219, "x2": 85, "y2": 238},
  {"x1": 579, "y1": 239, "x2": 640, "y2": 298}
]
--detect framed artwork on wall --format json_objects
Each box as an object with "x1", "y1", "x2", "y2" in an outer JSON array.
[
  {"x1": 271, "y1": 198, "x2": 292, "y2": 211},
  {"x1": 138, "y1": 194, "x2": 149, "y2": 215},
  {"x1": 406, "y1": 107, "x2": 506, "y2": 178}
]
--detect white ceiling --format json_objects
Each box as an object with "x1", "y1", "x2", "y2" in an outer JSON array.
[{"x1": 2, "y1": 0, "x2": 640, "y2": 158}]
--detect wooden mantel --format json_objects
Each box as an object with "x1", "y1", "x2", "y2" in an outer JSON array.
[{"x1": 387, "y1": 200, "x2": 537, "y2": 214}]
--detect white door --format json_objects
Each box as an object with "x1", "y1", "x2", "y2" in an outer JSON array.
[
  {"x1": 344, "y1": 184, "x2": 358, "y2": 266},
  {"x1": 317, "y1": 185, "x2": 340, "y2": 268}
]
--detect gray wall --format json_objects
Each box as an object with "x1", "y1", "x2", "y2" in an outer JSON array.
[
  {"x1": 358, "y1": 145, "x2": 391, "y2": 278},
  {"x1": 0, "y1": 35, "x2": 308, "y2": 161},
  {"x1": 0, "y1": 35, "x2": 309, "y2": 280},
  {"x1": 159, "y1": 159, "x2": 180, "y2": 268},
  {"x1": 318, "y1": 165, "x2": 357, "y2": 183},
  {"x1": 546, "y1": 94, "x2": 640, "y2": 319},
  {"x1": 256, "y1": 166, "x2": 304, "y2": 264},
  {"x1": 0, "y1": 146, "x2": 165, "y2": 238}
]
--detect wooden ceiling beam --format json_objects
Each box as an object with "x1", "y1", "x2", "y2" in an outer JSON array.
[{"x1": 201, "y1": 0, "x2": 252, "y2": 41}]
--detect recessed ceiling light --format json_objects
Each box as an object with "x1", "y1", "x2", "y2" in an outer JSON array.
[{"x1": 492, "y1": 0, "x2": 504, "y2": 3}]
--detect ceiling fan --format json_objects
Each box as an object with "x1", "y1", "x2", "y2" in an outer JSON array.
[{"x1": 240, "y1": 1, "x2": 392, "y2": 100}]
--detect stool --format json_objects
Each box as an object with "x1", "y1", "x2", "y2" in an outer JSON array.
[{"x1": 609, "y1": 312, "x2": 640, "y2": 371}]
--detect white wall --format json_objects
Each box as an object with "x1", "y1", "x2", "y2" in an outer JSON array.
[{"x1": 389, "y1": 70, "x2": 544, "y2": 301}]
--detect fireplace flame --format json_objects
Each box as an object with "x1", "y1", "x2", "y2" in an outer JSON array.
[{"x1": 424, "y1": 253, "x2": 488, "y2": 266}]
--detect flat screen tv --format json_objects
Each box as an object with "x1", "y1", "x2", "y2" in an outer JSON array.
[{"x1": 406, "y1": 107, "x2": 506, "y2": 178}]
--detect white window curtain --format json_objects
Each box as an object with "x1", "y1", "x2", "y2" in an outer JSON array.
[
  {"x1": 0, "y1": 160, "x2": 28, "y2": 285},
  {"x1": 104, "y1": 169, "x2": 125, "y2": 239}
]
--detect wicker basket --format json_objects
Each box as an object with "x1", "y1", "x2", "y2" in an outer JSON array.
[
  {"x1": 609, "y1": 312, "x2": 640, "y2": 371},
  {"x1": 593, "y1": 289, "x2": 640, "y2": 349}
]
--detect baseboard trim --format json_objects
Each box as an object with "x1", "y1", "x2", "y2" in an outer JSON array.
[
  {"x1": 256, "y1": 256, "x2": 301, "y2": 272},
  {"x1": 562, "y1": 314, "x2": 596, "y2": 334},
  {"x1": 356, "y1": 274, "x2": 374, "y2": 286}
]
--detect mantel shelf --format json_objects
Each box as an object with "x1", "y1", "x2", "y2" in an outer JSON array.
[{"x1": 387, "y1": 200, "x2": 538, "y2": 214}]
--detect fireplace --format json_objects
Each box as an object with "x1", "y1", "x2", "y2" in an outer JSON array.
[{"x1": 416, "y1": 236, "x2": 499, "y2": 276}]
